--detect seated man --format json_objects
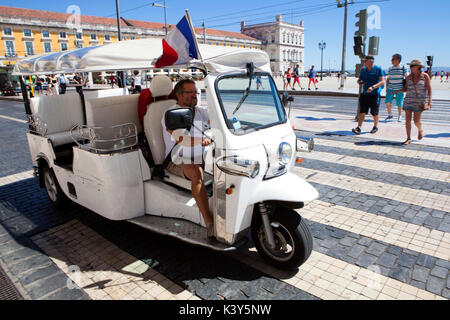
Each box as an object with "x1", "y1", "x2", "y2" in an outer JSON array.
[{"x1": 161, "y1": 79, "x2": 214, "y2": 237}]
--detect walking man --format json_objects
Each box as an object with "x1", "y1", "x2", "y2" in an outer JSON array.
[
  {"x1": 58, "y1": 74, "x2": 67, "y2": 94},
  {"x1": 308, "y1": 66, "x2": 318, "y2": 90},
  {"x1": 385, "y1": 53, "x2": 407, "y2": 122},
  {"x1": 352, "y1": 56, "x2": 385, "y2": 135},
  {"x1": 292, "y1": 64, "x2": 303, "y2": 90}
]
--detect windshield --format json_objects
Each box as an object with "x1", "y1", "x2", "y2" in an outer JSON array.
[{"x1": 216, "y1": 74, "x2": 286, "y2": 135}]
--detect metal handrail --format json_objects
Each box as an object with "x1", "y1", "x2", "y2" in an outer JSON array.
[{"x1": 70, "y1": 123, "x2": 138, "y2": 154}]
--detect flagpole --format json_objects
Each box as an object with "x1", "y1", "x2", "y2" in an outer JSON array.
[{"x1": 185, "y1": 9, "x2": 203, "y2": 64}]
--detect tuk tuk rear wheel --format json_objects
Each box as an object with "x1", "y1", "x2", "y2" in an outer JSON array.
[
  {"x1": 251, "y1": 206, "x2": 313, "y2": 270},
  {"x1": 43, "y1": 166, "x2": 69, "y2": 208}
]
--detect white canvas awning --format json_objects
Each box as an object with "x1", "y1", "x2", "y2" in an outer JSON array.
[{"x1": 12, "y1": 38, "x2": 270, "y2": 75}]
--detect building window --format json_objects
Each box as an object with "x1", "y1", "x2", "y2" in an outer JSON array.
[
  {"x1": 282, "y1": 33, "x2": 285, "y2": 43},
  {"x1": 43, "y1": 42, "x2": 52, "y2": 53},
  {"x1": 42, "y1": 30, "x2": 50, "y2": 38},
  {"x1": 61, "y1": 42, "x2": 68, "y2": 51},
  {"x1": 5, "y1": 40, "x2": 15, "y2": 56},
  {"x1": 23, "y1": 29, "x2": 32, "y2": 37},
  {"x1": 271, "y1": 35, "x2": 275, "y2": 43},
  {"x1": 25, "y1": 41, "x2": 34, "y2": 55},
  {"x1": 104, "y1": 34, "x2": 110, "y2": 41},
  {"x1": 59, "y1": 31, "x2": 67, "y2": 39},
  {"x1": 3, "y1": 28, "x2": 12, "y2": 36},
  {"x1": 76, "y1": 32, "x2": 83, "y2": 40},
  {"x1": 90, "y1": 34, "x2": 97, "y2": 40},
  {"x1": 75, "y1": 41, "x2": 83, "y2": 49}
]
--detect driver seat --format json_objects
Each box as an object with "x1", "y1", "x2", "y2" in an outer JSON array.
[{"x1": 143, "y1": 76, "x2": 192, "y2": 190}]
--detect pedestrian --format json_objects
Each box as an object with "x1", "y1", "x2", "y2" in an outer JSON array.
[
  {"x1": 385, "y1": 53, "x2": 407, "y2": 122},
  {"x1": 352, "y1": 56, "x2": 385, "y2": 135},
  {"x1": 308, "y1": 66, "x2": 318, "y2": 90},
  {"x1": 46, "y1": 74, "x2": 59, "y2": 96},
  {"x1": 132, "y1": 70, "x2": 142, "y2": 94},
  {"x1": 256, "y1": 75, "x2": 263, "y2": 90},
  {"x1": 35, "y1": 76, "x2": 43, "y2": 96},
  {"x1": 58, "y1": 74, "x2": 67, "y2": 94},
  {"x1": 446, "y1": 71, "x2": 449, "y2": 83},
  {"x1": 398, "y1": 59, "x2": 432, "y2": 145},
  {"x1": 109, "y1": 74, "x2": 116, "y2": 88},
  {"x1": 292, "y1": 64, "x2": 304, "y2": 90},
  {"x1": 440, "y1": 70, "x2": 445, "y2": 83},
  {"x1": 73, "y1": 73, "x2": 83, "y2": 93},
  {"x1": 284, "y1": 68, "x2": 293, "y2": 90}
]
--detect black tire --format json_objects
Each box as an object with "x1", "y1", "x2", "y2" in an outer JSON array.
[
  {"x1": 42, "y1": 165, "x2": 70, "y2": 208},
  {"x1": 251, "y1": 205, "x2": 313, "y2": 270}
]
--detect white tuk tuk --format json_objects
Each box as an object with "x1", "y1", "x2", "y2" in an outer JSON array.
[{"x1": 13, "y1": 38, "x2": 318, "y2": 269}]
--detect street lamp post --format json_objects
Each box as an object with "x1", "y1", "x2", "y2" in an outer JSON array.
[
  {"x1": 318, "y1": 40, "x2": 326, "y2": 81},
  {"x1": 153, "y1": 1, "x2": 168, "y2": 35},
  {"x1": 115, "y1": 0, "x2": 125, "y2": 89}
]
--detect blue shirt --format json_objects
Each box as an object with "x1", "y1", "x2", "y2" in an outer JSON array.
[
  {"x1": 309, "y1": 69, "x2": 316, "y2": 79},
  {"x1": 359, "y1": 65, "x2": 385, "y2": 95}
]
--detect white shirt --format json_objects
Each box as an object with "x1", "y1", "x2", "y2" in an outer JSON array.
[
  {"x1": 133, "y1": 76, "x2": 142, "y2": 86},
  {"x1": 161, "y1": 104, "x2": 210, "y2": 162}
]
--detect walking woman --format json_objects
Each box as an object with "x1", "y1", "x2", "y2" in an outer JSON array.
[{"x1": 398, "y1": 59, "x2": 432, "y2": 145}]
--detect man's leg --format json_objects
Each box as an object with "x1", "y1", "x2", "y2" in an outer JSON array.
[
  {"x1": 357, "y1": 113, "x2": 366, "y2": 128},
  {"x1": 183, "y1": 164, "x2": 213, "y2": 228},
  {"x1": 370, "y1": 96, "x2": 380, "y2": 133},
  {"x1": 396, "y1": 92, "x2": 404, "y2": 121}
]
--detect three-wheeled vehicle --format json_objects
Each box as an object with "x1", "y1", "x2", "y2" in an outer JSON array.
[{"x1": 13, "y1": 38, "x2": 318, "y2": 269}]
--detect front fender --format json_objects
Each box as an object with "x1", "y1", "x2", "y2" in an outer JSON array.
[{"x1": 249, "y1": 172, "x2": 319, "y2": 205}]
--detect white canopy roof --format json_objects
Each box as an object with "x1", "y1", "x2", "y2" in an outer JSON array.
[{"x1": 12, "y1": 38, "x2": 270, "y2": 75}]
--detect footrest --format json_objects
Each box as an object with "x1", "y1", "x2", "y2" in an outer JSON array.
[{"x1": 128, "y1": 215, "x2": 247, "y2": 251}]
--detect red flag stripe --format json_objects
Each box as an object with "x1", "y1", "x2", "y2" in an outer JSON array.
[{"x1": 154, "y1": 39, "x2": 179, "y2": 68}]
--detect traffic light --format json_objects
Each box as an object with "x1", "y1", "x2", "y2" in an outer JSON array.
[
  {"x1": 355, "y1": 9, "x2": 367, "y2": 37},
  {"x1": 368, "y1": 36, "x2": 380, "y2": 56},
  {"x1": 353, "y1": 36, "x2": 363, "y2": 56},
  {"x1": 427, "y1": 56, "x2": 433, "y2": 66}
]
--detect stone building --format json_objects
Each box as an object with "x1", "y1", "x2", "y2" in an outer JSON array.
[{"x1": 241, "y1": 15, "x2": 305, "y2": 75}]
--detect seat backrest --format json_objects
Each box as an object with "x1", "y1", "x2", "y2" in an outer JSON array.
[
  {"x1": 143, "y1": 75, "x2": 175, "y2": 165},
  {"x1": 85, "y1": 94, "x2": 142, "y2": 132},
  {"x1": 83, "y1": 88, "x2": 128, "y2": 100},
  {"x1": 30, "y1": 93, "x2": 84, "y2": 135}
]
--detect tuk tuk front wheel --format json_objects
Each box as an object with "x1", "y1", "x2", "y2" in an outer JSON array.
[
  {"x1": 43, "y1": 166, "x2": 69, "y2": 208},
  {"x1": 251, "y1": 206, "x2": 313, "y2": 270}
]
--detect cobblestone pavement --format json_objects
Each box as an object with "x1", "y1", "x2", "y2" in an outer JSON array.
[{"x1": 0, "y1": 100, "x2": 448, "y2": 300}]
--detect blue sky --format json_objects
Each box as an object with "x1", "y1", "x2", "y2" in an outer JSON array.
[{"x1": 6, "y1": 0, "x2": 450, "y2": 70}]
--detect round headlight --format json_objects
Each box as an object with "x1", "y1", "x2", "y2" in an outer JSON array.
[{"x1": 278, "y1": 142, "x2": 292, "y2": 165}]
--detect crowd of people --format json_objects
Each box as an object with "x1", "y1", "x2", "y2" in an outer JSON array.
[
  {"x1": 282, "y1": 64, "x2": 319, "y2": 91},
  {"x1": 33, "y1": 73, "x2": 85, "y2": 96},
  {"x1": 352, "y1": 54, "x2": 432, "y2": 145}
]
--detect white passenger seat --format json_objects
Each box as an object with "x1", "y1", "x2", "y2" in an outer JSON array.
[
  {"x1": 84, "y1": 94, "x2": 141, "y2": 151},
  {"x1": 30, "y1": 93, "x2": 84, "y2": 147},
  {"x1": 85, "y1": 94, "x2": 141, "y2": 132},
  {"x1": 143, "y1": 76, "x2": 192, "y2": 190}
]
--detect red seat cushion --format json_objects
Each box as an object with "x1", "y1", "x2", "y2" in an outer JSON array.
[{"x1": 138, "y1": 88, "x2": 177, "y2": 126}]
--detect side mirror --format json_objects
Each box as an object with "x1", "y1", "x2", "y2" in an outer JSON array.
[
  {"x1": 281, "y1": 92, "x2": 294, "y2": 106},
  {"x1": 164, "y1": 107, "x2": 193, "y2": 131}
]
